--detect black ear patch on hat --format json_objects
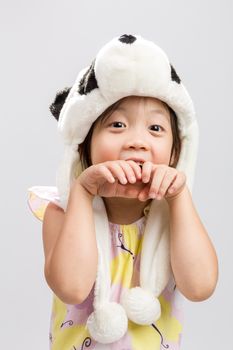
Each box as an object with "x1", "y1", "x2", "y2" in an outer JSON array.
[
  {"x1": 49, "y1": 87, "x2": 71, "y2": 121},
  {"x1": 119, "y1": 34, "x2": 137, "y2": 44},
  {"x1": 170, "y1": 64, "x2": 181, "y2": 84},
  {"x1": 78, "y1": 60, "x2": 98, "y2": 95}
]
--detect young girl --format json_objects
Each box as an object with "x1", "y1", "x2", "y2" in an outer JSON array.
[{"x1": 27, "y1": 34, "x2": 218, "y2": 350}]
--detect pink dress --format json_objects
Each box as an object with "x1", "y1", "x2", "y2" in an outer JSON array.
[{"x1": 27, "y1": 185, "x2": 185, "y2": 350}]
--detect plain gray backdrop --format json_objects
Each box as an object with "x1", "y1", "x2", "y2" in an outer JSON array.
[{"x1": 1, "y1": 0, "x2": 232, "y2": 348}]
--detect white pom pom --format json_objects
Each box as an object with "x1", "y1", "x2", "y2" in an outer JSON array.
[
  {"x1": 120, "y1": 287, "x2": 161, "y2": 325},
  {"x1": 86, "y1": 301, "x2": 128, "y2": 344}
]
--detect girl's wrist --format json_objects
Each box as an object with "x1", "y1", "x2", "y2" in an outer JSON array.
[
  {"x1": 70, "y1": 179, "x2": 95, "y2": 202},
  {"x1": 166, "y1": 184, "x2": 188, "y2": 206}
]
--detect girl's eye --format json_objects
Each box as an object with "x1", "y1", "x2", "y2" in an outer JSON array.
[
  {"x1": 149, "y1": 125, "x2": 163, "y2": 132},
  {"x1": 109, "y1": 122, "x2": 164, "y2": 132},
  {"x1": 109, "y1": 121, "x2": 125, "y2": 128}
]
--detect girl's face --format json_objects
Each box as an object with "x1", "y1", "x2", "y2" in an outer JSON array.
[{"x1": 90, "y1": 96, "x2": 174, "y2": 167}]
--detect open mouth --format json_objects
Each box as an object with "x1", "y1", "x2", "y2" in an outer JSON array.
[
  {"x1": 126, "y1": 159, "x2": 145, "y2": 168},
  {"x1": 134, "y1": 161, "x2": 144, "y2": 168}
]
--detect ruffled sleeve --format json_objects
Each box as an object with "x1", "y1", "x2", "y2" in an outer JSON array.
[{"x1": 27, "y1": 186, "x2": 62, "y2": 222}]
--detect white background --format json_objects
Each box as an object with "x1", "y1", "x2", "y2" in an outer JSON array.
[{"x1": 1, "y1": 0, "x2": 232, "y2": 348}]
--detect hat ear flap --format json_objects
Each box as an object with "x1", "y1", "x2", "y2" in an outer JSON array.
[{"x1": 49, "y1": 87, "x2": 71, "y2": 121}]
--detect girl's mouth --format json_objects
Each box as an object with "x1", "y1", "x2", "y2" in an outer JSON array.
[
  {"x1": 126, "y1": 159, "x2": 145, "y2": 168},
  {"x1": 134, "y1": 161, "x2": 144, "y2": 168}
]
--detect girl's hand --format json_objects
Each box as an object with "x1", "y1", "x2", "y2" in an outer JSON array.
[
  {"x1": 137, "y1": 161, "x2": 187, "y2": 202},
  {"x1": 74, "y1": 160, "x2": 144, "y2": 198}
]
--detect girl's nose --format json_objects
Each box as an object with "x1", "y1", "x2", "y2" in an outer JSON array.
[
  {"x1": 124, "y1": 138, "x2": 149, "y2": 150},
  {"x1": 123, "y1": 125, "x2": 150, "y2": 150}
]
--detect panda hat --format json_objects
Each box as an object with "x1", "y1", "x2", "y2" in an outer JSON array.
[{"x1": 50, "y1": 34, "x2": 199, "y2": 344}]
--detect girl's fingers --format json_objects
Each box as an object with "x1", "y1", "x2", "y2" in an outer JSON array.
[
  {"x1": 167, "y1": 172, "x2": 186, "y2": 195},
  {"x1": 117, "y1": 160, "x2": 141, "y2": 183},
  {"x1": 97, "y1": 164, "x2": 117, "y2": 183},
  {"x1": 105, "y1": 162, "x2": 129, "y2": 184},
  {"x1": 156, "y1": 171, "x2": 177, "y2": 198},
  {"x1": 149, "y1": 167, "x2": 167, "y2": 198},
  {"x1": 105, "y1": 160, "x2": 140, "y2": 185},
  {"x1": 141, "y1": 161, "x2": 153, "y2": 183},
  {"x1": 118, "y1": 160, "x2": 141, "y2": 183},
  {"x1": 125, "y1": 160, "x2": 142, "y2": 180},
  {"x1": 138, "y1": 186, "x2": 151, "y2": 201}
]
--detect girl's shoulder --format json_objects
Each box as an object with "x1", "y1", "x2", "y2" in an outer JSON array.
[{"x1": 27, "y1": 185, "x2": 62, "y2": 222}]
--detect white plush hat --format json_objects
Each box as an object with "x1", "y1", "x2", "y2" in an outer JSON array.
[{"x1": 49, "y1": 34, "x2": 199, "y2": 344}]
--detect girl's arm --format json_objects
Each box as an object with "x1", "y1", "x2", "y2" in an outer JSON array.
[
  {"x1": 167, "y1": 185, "x2": 219, "y2": 301},
  {"x1": 44, "y1": 160, "x2": 141, "y2": 304},
  {"x1": 44, "y1": 182, "x2": 98, "y2": 304}
]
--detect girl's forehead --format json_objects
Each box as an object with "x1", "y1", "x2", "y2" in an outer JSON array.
[
  {"x1": 117, "y1": 96, "x2": 169, "y2": 113},
  {"x1": 116, "y1": 96, "x2": 170, "y2": 122}
]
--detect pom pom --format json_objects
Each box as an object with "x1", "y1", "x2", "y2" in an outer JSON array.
[
  {"x1": 86, "y1": 301, "x2": 128, "y2": 344},
  {"x1": 120, "y1": 287, "x2": 161, "y2": 325}
]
